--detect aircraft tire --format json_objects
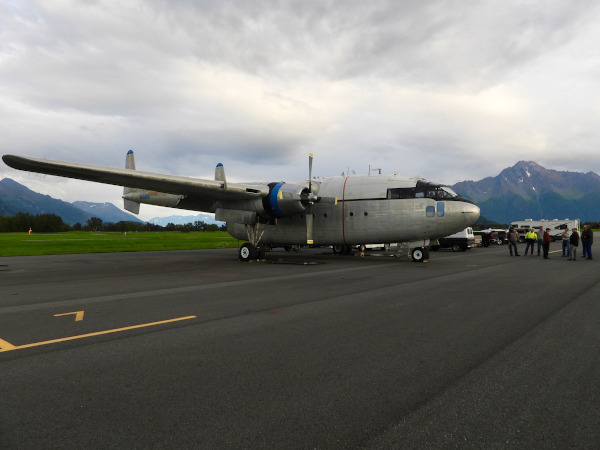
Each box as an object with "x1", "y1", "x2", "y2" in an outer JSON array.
[
  {"x1": 411, "y1": 247, "x2": 425, "y2": 262},
  {"x1": 239, "y1": 243, "x2": 257, "y2": 262},
  {"x1": 257, "y1": 245, "x2": 267, "y2": 259}
]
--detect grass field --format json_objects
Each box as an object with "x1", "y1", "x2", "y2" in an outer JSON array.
[{"x1": 0, "y1": 231, "x2": 240, "y2": 257}]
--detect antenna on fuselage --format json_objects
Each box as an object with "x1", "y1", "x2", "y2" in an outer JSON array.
[{"x1": 369, "y1": 165, "x2": 382, "y2": 175}]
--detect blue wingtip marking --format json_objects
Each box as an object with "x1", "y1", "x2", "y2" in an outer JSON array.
[
  {"x1": 127, "y1": 150, "x2": 134, "y2": 154},
  {"x1": 216, "y1": 163, "x2": 223, "y2": 167}
]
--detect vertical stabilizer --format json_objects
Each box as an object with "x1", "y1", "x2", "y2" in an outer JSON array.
[
  {"x1": 215, "y1": 163, "x2": 227, "y2": 188},
  {"x1": 125, "y1": 149, "x2": 136, "y2": 170},
  {"x1": 123, "y1": 150, "x2": 140, "y2": 214}
]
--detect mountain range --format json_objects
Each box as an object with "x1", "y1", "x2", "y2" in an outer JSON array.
[
  {"x1": 0, "y1": 178, "x2": 222, "y2": 226},
  {"x1": 2, "y1": 160, "x2": 599, "y2": 226},
  {"x1": 0, "y1": 178, "x2": 142, "y2": 225},
  {"x1": 451, "y1": 161, "x2": 600, "y2": 224}
]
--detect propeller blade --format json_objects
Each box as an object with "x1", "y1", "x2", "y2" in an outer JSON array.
[
  {"x1": 308, "y1": 153, "x2": 313, "y2": 193},
  {"x1": 306, "y1": 208, "x2": 314, "y2": 245}
]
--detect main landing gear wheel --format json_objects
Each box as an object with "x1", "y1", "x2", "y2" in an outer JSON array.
[
  {"x1": 239, "y1": 243, "x2": 257, "y2": 262},
  {"x1": 411, "y1": 247, "x2": 428, "y2": 263},
  {"x1": 333, "y1": 244, "x2": 353, "y2": 255}
]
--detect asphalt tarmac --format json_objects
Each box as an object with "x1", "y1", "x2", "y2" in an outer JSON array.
[{"x1": 1, "y1": 243, "x2": 599, "y2": 448}]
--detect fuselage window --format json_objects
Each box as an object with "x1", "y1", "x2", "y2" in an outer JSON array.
[
  {"x1": 426, "y1": 206, "x2": 435, "y2": 217},
  {"x1": 437, "y1": 202, "x2": 445, "y2": 217}
]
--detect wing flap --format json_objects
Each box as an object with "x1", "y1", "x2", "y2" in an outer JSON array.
[{"x1": 2, "y1": 155, "x2": 268, "y2": 201}]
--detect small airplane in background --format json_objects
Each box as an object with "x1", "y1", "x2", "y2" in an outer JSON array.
[{"x1": 2, "y1": 151, "x2": 480, "y2": 262}]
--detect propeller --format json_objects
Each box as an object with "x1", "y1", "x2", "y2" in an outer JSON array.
[
  {"x1": 304, "y1": 153, "x2": 337, "y2": 245},
  {"x1": 306, "y1": 153, "x2": 315, "y2": 245}
]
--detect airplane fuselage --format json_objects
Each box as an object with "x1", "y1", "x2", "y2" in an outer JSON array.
[{"x1": 225, "y1": 175, "x2": 479, "y2": 246}]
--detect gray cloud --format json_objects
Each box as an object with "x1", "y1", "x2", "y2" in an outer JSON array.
[{"x1": 2, "y1": 0, "x2": 600, "y2": 219}]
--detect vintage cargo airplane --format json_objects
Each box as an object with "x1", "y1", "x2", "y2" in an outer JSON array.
[{"x1": 2, "y1": 151, "x2": 480, "y2": 262}]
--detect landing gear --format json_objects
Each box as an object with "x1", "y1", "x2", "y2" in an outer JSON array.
[
  {"x1": 239, "y1": 243, "x2": 269, "y2": 261},
  {"x1": 411, "y1": 247, "x2": 429, "y2": 263},
  {"x1": 332, "y1": 244, "x2": 353, "y2": 255},
  {"x1": 239, "y1": 220, "x2": 270, "y2": 262},
  {"x1": 239, "y1": 243, "x2": 257, "y2": 262}
]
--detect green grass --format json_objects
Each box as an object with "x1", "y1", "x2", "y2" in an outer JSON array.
[{"x1": 0, "y1": 231, "x2": 239, "y2": 257}]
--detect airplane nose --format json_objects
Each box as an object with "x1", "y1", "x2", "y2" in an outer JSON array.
[{"x1": 463, "y1": 202, "x2": 480, "y2": 225}]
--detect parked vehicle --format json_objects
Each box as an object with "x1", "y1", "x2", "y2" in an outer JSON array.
[
  {"x1": 431, "y1": 228, "x2": 475, "y2": 252},
  {"x1": 473, "y1": 229, "x2": 505, "y2": 246},
  {"x1": 487, "y1": 228, "x2": 508, "y2": 245}
]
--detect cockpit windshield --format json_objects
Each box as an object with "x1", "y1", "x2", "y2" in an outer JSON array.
[
  {"x1": 439, "y1": 187, "x2": 458, "y2": 198},
  {"x1": 387, "y1": 182, "x2": 474, "y2": 203}
]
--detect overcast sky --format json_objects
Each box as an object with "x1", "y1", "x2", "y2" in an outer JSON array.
[{"x1": 2, "y1": 0, "x2": 600, "y2": 220}]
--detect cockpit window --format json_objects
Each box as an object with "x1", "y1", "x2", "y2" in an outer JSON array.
[
  {"x1": 387, "y1": 185, "x2": 459, "y2": 200},
  {"x1": 440, "y1": 187, "x2": 458, "y2": 198}
]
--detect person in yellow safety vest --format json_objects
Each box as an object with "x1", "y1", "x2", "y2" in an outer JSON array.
[{"x1": 524, "y1": 229, "x2": 537, "y2": 255}]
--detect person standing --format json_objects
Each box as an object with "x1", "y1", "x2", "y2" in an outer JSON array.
[
  {"x1": 524, "y1": 229, "x2": 536, "y2": 255},
  {"x1": 581, "y1": 224, "x2": 593, "y2": 260},
  {"x1": 536, "y1": 226, "x2": 544, "y2": 256},
  {"x1": 569, "y1": 228, "x2": 580, "y2": 261},
  {"x1": 543, "y1": 228, "x2": 551, "y2": 259},
  {"x1": 560, "y1": 228, "x2": 570, "y2": 257},
  {"x1": 508, "y1": 227, "x2": 520, "y2": 256}
]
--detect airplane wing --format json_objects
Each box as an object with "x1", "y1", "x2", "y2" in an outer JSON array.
[{"x1": 2, "y1": 155, "x2": 268, "y2": 201}]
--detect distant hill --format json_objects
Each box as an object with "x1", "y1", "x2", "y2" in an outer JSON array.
[
  {"x1": 148, "y1": 213, "x2": 222, "y2": 226},
  {"x1": 0, "y1": 178, "x2": 91, "y2": 225},
  {"x1": 73, "y1": 201, "x2": 144, "y2": 224},
  {"x1": 0, "y1": 178, "x2": 143, "y2": 225},
  {"x1": 452, "y1": 161, "x2": 600, "y2": 224}
]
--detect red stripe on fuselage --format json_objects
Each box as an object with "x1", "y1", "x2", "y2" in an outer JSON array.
[{"x1": 342, "y1": 176, "x2": 349, "y2": 244}]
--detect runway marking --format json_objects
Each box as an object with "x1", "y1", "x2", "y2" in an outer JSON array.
[
  {"x1": 0, "y1": 338, "x2": 16, "y2": 351},
  {"x1": 0, "y1": 315, "x2": 196, "y2": 353},
  {"x1": 54, "y1": 311, "x2": 85, "y2": 321}
]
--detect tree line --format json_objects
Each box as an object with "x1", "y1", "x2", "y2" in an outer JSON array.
[{"x1": 0, "y1": 212, "x2": 227, "y2": 233}]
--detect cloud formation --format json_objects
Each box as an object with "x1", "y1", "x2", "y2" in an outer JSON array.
[{"x1": 2, "y1": 0, "x2": 600, "y2": 219}]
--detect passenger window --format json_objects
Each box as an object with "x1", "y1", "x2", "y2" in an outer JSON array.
[
  {"x1": 426, "y1": 206, "x2": 435, "y2": 217},
  {"x1": 437, "y1": 202, "x2": 445, "y2": 217}
]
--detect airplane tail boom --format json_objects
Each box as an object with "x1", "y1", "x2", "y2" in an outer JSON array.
[{"x1": 123, "y1": 150, "x2": 141, "y2": 214}]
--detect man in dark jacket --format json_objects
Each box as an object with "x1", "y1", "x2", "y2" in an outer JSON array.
[
  {"x1": 581, "y1": 225, "x2": 593, "y2": 260},
  {"x1": 569, "y1": 228, "x2": 580, "y2": 261},
  {"x1": 543, "y1": 228, "x2": 551, "y2": 259},
  {"x1": 508, "y1": 227, "x2": 520, "y2": 256}
]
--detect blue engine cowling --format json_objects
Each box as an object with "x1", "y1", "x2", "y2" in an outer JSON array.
[{"x1": 263, "y1": 182, "x2": 309, "y2": 218}]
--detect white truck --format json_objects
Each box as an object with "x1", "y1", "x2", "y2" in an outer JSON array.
[
  {"x1": 431, "y1": 227, "x2": 475, "y2": 252},
  {"x1": 510, "y1": 218, "x2": 580, "y2": 242}
]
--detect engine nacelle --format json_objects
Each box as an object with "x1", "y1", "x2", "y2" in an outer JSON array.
[{"x1": 264, "y1": 182, "x2": 309, "y2": 218}]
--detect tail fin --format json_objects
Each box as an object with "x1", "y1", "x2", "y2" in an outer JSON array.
[
  {"x1": 123, "y1": 150, "x2": 140, "y2": 214},
  {"x1": 215, "y1": 163, "x2": 227, "y2": 188}
]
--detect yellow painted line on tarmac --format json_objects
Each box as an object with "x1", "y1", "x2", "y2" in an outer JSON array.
[
  {"x1": 0, "y1": 316, "x2": 196, "y2": 353},
  {"x1": 0, "y1": 338, "x2": 17, "y2": 351},
  {"x1": 54, "y1": 311, "x2": 85, "y2": 321}
]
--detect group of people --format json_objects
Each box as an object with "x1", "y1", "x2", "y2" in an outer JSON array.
[{"x1": 507, "y1": 225, "x2": 594, "y2": 260}]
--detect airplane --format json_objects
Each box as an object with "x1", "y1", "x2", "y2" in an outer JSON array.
[{"x1": 2, "y1": 151, "x2": 480, "y2": 262}]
